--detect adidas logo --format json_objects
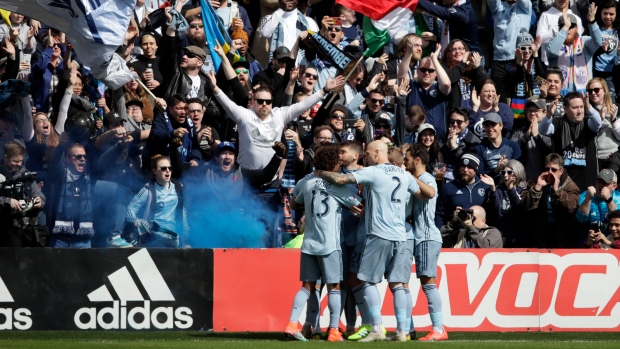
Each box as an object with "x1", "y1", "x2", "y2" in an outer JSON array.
[
  {"x1": 74, "y1": 249, "x2": 192, "y2": 330},
  {"x1": 456, "y1": 190, "x2": 463, "y2": 194},
  {"x1": 0, "y1": 276, "x2": 32, "y2": 330}
]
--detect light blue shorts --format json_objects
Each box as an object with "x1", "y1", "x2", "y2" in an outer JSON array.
[
  {"x1": 300, "y1": 250, "x2": 342, "y2": 284},
  {"x1": 414, "y1": 240, "x2": 441, "y2": 278},
  {"x1": 357, "y1": 235, "x2": 408, "y2": 284}
]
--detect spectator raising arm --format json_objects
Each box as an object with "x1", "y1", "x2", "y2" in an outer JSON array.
[{"x1": 431, "y1": 44, "x2": 451, "y2": 96}]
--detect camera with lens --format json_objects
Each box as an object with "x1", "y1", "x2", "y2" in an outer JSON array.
[{"x1": 457, "y1": 208, "x2": 473, "y2": 221}]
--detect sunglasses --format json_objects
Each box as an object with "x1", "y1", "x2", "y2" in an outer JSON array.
[
  {"x1": 277, "y1": 58, "x2": 289, "y2": 64},
  {"x1": 519, "y1": 46, "x2": 532, "y2": 51},
  {"x1": 419, "y1": 68, "x2": 435, "y2": 74},
  {"x1": 327, "y1": 26, "x2": 342, "y2": 32},
  {"x1": 544, "y1": 167, "x2": 560, "y2": 173},
  {"x1": 587, "y1": 87, "x2": 602, "y2": 94},
  {"x1": 500, "y1": 170, "x2": 514, "y2": 176},
  {"x1": 449, "y1": 119, "x2": 464, "y2": 126},
  {"x1": 184, "y1": 52, "x2": 201, "y2": 59},
  {"x1": 304, "y1": 72, "x2": 318, "y2": 80},
  {"x1": 70, "y1": 154, "x2": 86, "y2": 160},
  {"x1": 330, "y1": 113, "x2": 345, "y2": 119},
  {"x1": 159, "y1": 166, "x2": 173, "y2": 172},
  {"x1": 255, "y1": 98, "x2": 273, "y2": 105},
  {"x1": 376, "y1": 124, "x2": 390, "y2": 130},
  {"x1": 370, "y1": 98, "x2": 384, "y2": 105},
  {"x1": 354, "y1": 77, "x2": 363, "y2": 82},
  {"x1": 189, "y1": 23, "x2": 204, "y2": 29},
  {"x1": 235, "y1": 69, "x2": 249, "y2": 74}
]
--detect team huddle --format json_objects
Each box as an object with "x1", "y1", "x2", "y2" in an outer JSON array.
[{"x1": 284, "y1": 140, "x2": 447, "y2": 342}]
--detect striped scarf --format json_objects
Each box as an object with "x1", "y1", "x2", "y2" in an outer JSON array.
[
  {"x1": 510, "y1": 61, "x2": 540, "y2": 119},
  {"x1": 557, "y1": 36, "x2": 589, "y2": 95}
]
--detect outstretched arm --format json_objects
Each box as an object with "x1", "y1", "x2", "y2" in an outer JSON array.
[{"x1": 315, "y1": 170, "x2": 358, "y2": 185}]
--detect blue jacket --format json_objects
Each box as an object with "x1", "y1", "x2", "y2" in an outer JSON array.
[
  {"x1": 474, "y1": 138, "x2": 522, "y2": 175},
  {"x1": 435, "y1": 177, "x2": 490, "y2": 229},
  {"x1": 417, "y1": 0, "x2": 482, "y2": 55},
  {"x1": 488, "y1": 0, "x2": 533, "y2": 60},
  {"x1": 145, "y1": 111, "x2": 201, "y2": 165},
  {"x1": 32, "y1": 46, "x2": 65, "y2": 113},
  {"x1": 576, "y1": 190, "x2": 620, "y2": 236}
]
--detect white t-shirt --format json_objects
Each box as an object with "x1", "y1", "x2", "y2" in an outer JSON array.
[{"x1": 187, "y1": 75, "x2": 201, "y2": 99}]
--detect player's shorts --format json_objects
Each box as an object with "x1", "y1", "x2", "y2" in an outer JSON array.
[
  {"x1": 357, "y1": 234, "x2": 408, "y2": 284},
  {"x1": 348, "y1": 240, "x2": 365, "y2": 274},
  {"x1": 414, "y1": 240, "x2": 441, "y2": 279},
  {"x1": 341, "y1": 243, "x2": 356, "y2": 278},
  {"x1": 300, "y1": 250, "x2": 342, "y2": 284},
  {"x1": 401, "y1": 238, "x2": 415, "y2": 282}
]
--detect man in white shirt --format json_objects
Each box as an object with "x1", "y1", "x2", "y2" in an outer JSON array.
[
  {"x1": 536, "y1": 0, "x2": 584, "y2": 65},
  {"x1": 259, "y1": 0, "x2": 319, "y2": 58},
  {"x1": 206, "y1": 71, "x2": 344, "y2": 170}
]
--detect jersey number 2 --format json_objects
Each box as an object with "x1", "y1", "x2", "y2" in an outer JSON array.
[{"x1": 391, "y1": 176, "x2": 402, "y2": 203}]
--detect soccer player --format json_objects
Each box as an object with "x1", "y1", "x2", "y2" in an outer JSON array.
[
  {"x1": 404, "y1": 143, "x2": 447, "y2": 341},
  {"x1": 316, "y1": 140, "x2": 421, "y2": 342},
  {"x1": 285, "y1": 145, "x2": 362, "y2": 342}
]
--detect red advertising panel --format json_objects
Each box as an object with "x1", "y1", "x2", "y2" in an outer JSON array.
[{"x1": 213, "y1": 249, "x2": 620, "y2": 332}]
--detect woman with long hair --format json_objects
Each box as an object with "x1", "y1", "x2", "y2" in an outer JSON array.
[
  {"x1": 123, "y1": 74, "x2": 155, "y2": 124},
  {"x1": 587, "y1": 77, "x2": 620, "y2": 168},
  {"x1": 416, "y1": 124, "x2": 444, "y2": 177},
  {"x1": 441, "y1": 39, "x2": 488, "y2": 110},
  {"x1": 480, "y1": 159, "x2": 528, "y2": 247}
]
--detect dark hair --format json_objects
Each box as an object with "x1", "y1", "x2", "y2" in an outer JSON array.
[
  {"x1": 477, "y1": 79, "x2": 496, "y2": 95},
  {"x1": 169, "y1": 94, "x2": 187, "y2": 107},
  {"x1": 186, "y1": 97, "x2": 204, "y2": 106},
  {"x1": 186, "y1": 14, "x2": 202, "y2": 23},
  {"x1": 596, "y1": 0, "x2": 620, "y2": 28},
  {"x1": 331, "y1": 3, "x2": 347, "y2": 16},
  {"x1": 4, "y1": 141, "x2": 25, "y2": 159},
  {"x1": 450, "y1": 106, "x2": 470, "y2": 120},
  {"x1": 253, "y1": 84, "x2": 274, "y2": 99},
  {"x1": 340, "y1": 140, "x2": 362, "y2": 155},
  {"x1": 368, "y1": 89, "x2": 385, "y2": 98},
  {"x1": 407, "y1": 142, "x2": 430, "y2": 165},
  {"x1": 547, "y1": 67, "x2": 565, "y2": 84},
  {"x1": 563, "y1": 92, "x2": 583, "y2": 107},
  {"x1": 65, "y1": 143, "x2": 85, "y2": 157},
  {"x1": 417, "y1": 127, "x2": 442, "y2": 164},
  {"x1": 442, "y1": 39, "x2": 469, "y2": 68},
  {"x1": 293, "y1": 91, "x2": 308, "y2": 103},
  {"x1": 313, "y1": 145, "x2": 340, "y2": 171},
  {"x1": 609, "y1": 209, "x2": 620, "y2": 220},
  {"x1": 544, "y1": 153, "x2": 564, "y2": 169}
]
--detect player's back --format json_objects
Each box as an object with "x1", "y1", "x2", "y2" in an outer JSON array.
[{"x1": 352, "y1": 164, "x2": 418, "y2": 242}]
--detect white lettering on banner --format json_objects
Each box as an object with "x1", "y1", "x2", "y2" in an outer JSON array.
[
  {"x1": 305, "y1": 252, "x2": 620, "y2": 330},
  {"x1": 0, "y1": 276, "x2": 32, "y2": 330}
]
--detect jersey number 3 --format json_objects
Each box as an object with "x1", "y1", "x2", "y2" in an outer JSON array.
[{"x1": 311, "y1": 190, "x2": 330, "y2": 218}]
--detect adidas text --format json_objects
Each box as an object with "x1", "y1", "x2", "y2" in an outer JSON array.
[
  {"x1": 74, "y1": 301, "x2": 192, "y2": 329},
  {"x1": 0, "y1": 308, "x2": 32, "y2": 330}
]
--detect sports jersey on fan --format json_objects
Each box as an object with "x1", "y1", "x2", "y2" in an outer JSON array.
[
  {"x1": 413, "y1": 172, "x2": 442, "y2": 245},
  {"x1": 352, "y1": 164, "x2": 420, "y2": 241},
  {"x1": 294, "y1": 174, "x2": 361, "y2": 255}
]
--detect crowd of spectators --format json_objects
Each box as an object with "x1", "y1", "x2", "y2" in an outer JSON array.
[{"x1": 1, "y1": 0, "x2": 620, "y2": 249}]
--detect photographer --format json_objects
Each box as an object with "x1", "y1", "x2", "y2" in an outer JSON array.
[
  {"x1": 440, "y1": 206, "x2": 503, "y2": 248},
  {"x1": 0, "y1": 142, "x2": 45, "y2": 247}
]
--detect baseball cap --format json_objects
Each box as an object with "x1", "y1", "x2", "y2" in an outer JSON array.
[
  {"x1": 459, "y1": 153, "x2": 480, "y2": 173},
  {"x1": 126, "y1": 99, "x2": 144, "y2": 109},
  {"x1": 525, "y1": 97, "x2": 546, "y2": 110},
  {"x1": 183, "y1": 45, "x2": 207, "y2": 61},
  {"x1": 329, "y1": 104, "x2": 348, "y2": 117},
  {"x1": 103, "y1": 111, "x2": 125, "y2": 128},
  {"x1": 417, "y1": 123, "x2": 436, "y2": 135},
  {"x1": 232, "y1": 60, "x2": 250, "y2": 70},
  {"x1": 217, "y1": 141, "x2": 237, "y2": 155},
  {"x1": 598, "y1": 169, "x2": 617, "y2": 184},
  {"x1": 274, "y1": 46, "x2": 291, "y2": 60},
  {"x1": 483, "y1": 113, "x2": 503, "y2": 125}
]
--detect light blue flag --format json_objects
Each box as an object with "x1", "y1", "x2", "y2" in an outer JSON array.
[{"x1": 0, "y1": 0, "x2": 135, "y2": 89}]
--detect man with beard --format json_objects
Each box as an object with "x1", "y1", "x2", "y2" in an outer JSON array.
[
  {"x1": 488, "y1": 0, "x2": 533, "y2": 103},
  {"x1": 441, "y1": 107, "x2": 481, "y2": 181},
  {"x1": 259, "y1": 0, "x2": 319, "y2": 58},
  {"x1": 346, "y1": 75, "x2": 393, "y2": 146},
  {"x1": 539, "y1": 92, "x2": 602, "y2": 192},
  {"x1": 299, "y1": 19, "x2": 347, "y2": 91},
  {"x1": 545, "y1": 6, "x2": 603, "y2": 95},
  {"x1": 399, "y1": 39, "x2": 452, "y2": 139},
  {"x1": 435, "y1": 153, "x2": 490, "y2": 229},
  {"x1": 537, "y1": 0, "x2": 585, "y2": 65},
  {"x1": 231, "y1": 29, "x2": 263, "y2": 81},
  {"x1": 145, "y1": 94, "x2": 201, "y2": 168}
]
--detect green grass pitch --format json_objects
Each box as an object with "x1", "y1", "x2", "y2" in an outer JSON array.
[{"x1": 0, "y1": 331, "x2": 619, "y2": 348}]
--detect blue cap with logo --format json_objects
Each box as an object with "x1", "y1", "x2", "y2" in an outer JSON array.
[{"x1": 217, "y1": 141, "x2": 237, "y2": 155}]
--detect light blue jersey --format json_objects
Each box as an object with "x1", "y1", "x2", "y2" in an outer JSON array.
[
  {"x1": 413, "y1": 172, "x2": 442, "y2": 245},
  {"x1": 294, "y1": 174, "x2": 361, "y2": 255},
  {"x1": 340, "y1": 167, "x2": 361, "y2": 247},
  {"x1": 352, "y1": 164, "x2": 420, "y2": 242}
]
